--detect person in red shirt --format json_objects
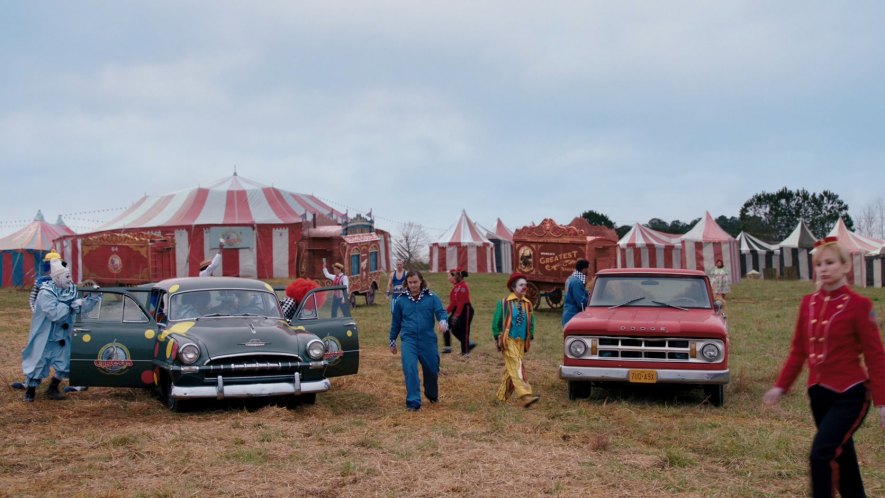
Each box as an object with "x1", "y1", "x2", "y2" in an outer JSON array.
[
  {"x1": 764, "y1": 237, "x2": 885, "y2": 498},
  {"x1": 442, "y1": 268, "x2": 476, "y2": 357}
]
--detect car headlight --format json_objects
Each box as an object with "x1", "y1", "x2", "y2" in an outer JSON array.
[
  {"x1": 306, "y1": 339, "x2": 325, "y2": 360},
  {"x1": 567, "y1": 339, "x2": 588, "y2": 358},
  {"x1": 179, "y1": 343, "x2": 201, "y2": 365},
  {"x1": 700, "y1": 343, "x2": 721, "y2": 362}
]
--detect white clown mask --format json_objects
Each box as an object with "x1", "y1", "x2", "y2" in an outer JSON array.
[
  {"x1": 49, "y1": 258, "x2": 72, "y2": 288},
  {"x1": 514, "y1": 279, "x2": 528, "y2": 295}
]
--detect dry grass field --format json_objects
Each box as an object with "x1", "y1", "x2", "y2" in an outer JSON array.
[{"x1": 2, "y1": 274, "x2": 885, "y2": 497}]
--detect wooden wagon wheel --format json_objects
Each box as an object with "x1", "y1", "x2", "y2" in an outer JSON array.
[
  {"x1": 525, "y1": 282, "x2": 541, "y2": 309},
  {"x1": 544, "y1": 287, "x2": 564, "y2": 309}
]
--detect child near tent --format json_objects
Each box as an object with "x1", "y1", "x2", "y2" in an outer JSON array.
[
  {"x1": 709, "y1": 259, "x2": 730, "y2": 301},
  {"x1": 763, "y1": 237, "x2": 885, "y2": 497}
]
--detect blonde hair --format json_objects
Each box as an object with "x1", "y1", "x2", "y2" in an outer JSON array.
[{"x1": 812, "y1": 242, "x2": 851, "y2": 265}]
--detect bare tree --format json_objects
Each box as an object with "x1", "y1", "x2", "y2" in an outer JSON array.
[
  {"x1": 393, "y1": 221, "x2": 430, "y2": 269},
  {"x1": 856, "y1": 197, "x2": 885, "y2": 240}
]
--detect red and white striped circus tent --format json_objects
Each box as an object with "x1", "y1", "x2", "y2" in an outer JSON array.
[
  {"x1": 478, "y1": 218, "x2": 514, "y2": 273},
  {"x1": 429, "y1": 210, "x2": 496, "y2": 273},
  {"x1": 679, "y1": 212, "x2": 740, "y2": 284},
  {"x1": 57, "y1": 173, "x2": 345, "y2": 283},
  {"x1": 825, "y1": 218, "x2": 884, "y2": 287},
  {"x1": 617, "y1": 223, "x2": 682, "y2": 269},
  {"x1": 0, "y1": 211, "x2": 75, "y2": 288}
]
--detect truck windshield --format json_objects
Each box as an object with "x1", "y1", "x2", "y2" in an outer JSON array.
[{"x1": 590, "y1": 276, "x2": 711, "y2": 309}]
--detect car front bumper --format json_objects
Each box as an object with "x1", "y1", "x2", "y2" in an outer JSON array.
[
  {"x1": 559, "y1": 365, "x2": 729, "y2": 384},
  {"x1": 170, "y1": 372, "x2": 332, "y2": 400}
]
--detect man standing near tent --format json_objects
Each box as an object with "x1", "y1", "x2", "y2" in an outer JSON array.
[
  {"x1": 20, "y1": 257, "x2": 99, "y2": 401},
  {"x1": 323, "y1": 258, "x2": 349, "y2": 317},
  {"x1": 562, "y1": 259, "x2": 590, "y2": 328},
  {"x1": 198, "y1": 239, "x2": 225, "y2": 277},
  {"x1": 389, "y1": 271, "x2": 448, "y2": 411}
]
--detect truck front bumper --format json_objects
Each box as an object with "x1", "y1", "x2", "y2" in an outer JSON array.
[{"x1": 559, "y1": 365, "x2": 729, "y2": 384}]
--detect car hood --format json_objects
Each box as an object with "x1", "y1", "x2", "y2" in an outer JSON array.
[
  {"x1": 565, "y1": 307, "x2": 727, "y2": 338},
  {"x1": 166, "y1": 317, "x2": 319, "y2": 359}
]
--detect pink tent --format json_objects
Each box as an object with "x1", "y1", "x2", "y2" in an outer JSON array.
[
  {"x1": 680, "y1": 212, "x2": 740, "y2": 284},
  {"x1": 57, "y1": 173, "x2": 346, "y2": 282},
  {"x1": 826, "y1": 218, "x2": 884, "y2": 287},
  {"x1": 429, "y1": 210, "x2": 495, "y2": 273},
  {"x1": 0, "y1": 211, "x2": 75, "y2": 288},
  {"x1": 617, "y1": 224, "x2": 682, "y2": 269}
]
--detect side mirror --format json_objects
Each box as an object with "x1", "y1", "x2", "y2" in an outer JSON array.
[{"x1": 713, "y1": 300, "x2": 724, "y2": 313}]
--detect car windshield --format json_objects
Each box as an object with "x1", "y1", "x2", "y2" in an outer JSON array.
[
  {"x1": 169, "y1": 290, "x2": 283, "y2": 321},
  {"x1": 589, "y1": 276, "x2": 711, "y2": 309}
]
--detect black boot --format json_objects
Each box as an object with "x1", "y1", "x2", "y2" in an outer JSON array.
[
  {"x1": 47, "y1": 377, "x2": 65, "y2": 400},
  {"x1": 24, "y1": 386, "x2": 36, "y2": 402}
]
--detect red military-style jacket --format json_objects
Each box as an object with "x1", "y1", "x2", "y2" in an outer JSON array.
[
  {"x1": 447, "y1": 280, "x2": 471, "y2": 319},
  {"x1": 775, "y1": 285, "x2": 885, "y2": 406}
]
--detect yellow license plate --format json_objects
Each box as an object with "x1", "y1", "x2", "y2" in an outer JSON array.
[{"x1": 628, "y1": 370, "x2": 657, "y2": 383}]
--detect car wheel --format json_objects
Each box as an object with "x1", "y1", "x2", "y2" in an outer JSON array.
[
  {"x1": 703, "y1": 384, "x2": 725, "y2": 407},
  {"x1": 163, "y1": 376, "x2": 188, "y2": 412},
  {"x1": 568, "y1": 381, "x2": 591, "y2": 400}
]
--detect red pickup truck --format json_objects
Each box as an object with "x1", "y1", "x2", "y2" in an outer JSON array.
[{"x1": 559, "y1": 268, "x2": 730, "y2": 406}]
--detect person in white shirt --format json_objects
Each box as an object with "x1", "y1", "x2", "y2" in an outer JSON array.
[{"x1": 322, "y1": 258, "x2": 349, "y2": 317}]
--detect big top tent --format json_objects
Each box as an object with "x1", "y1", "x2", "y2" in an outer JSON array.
[
  {"x1": 429, "y1": 210, "x2": 495, "y2": 274},
  {"x1": 0, "y1": 211, "x2": 74, "y2": 288}
]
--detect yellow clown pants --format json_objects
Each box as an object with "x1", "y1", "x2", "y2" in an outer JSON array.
[{"x1": 496, "y1": 337, "x2": 534, "y2": 402}]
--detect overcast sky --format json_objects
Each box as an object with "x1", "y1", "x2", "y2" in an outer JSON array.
[{"x1": 2, "y1": 1, "x2": 884, "y2": 240}]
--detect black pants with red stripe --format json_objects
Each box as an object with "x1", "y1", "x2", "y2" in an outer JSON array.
[{"x1": 808, "y1": 383, "x2": 870, "y2": 498}]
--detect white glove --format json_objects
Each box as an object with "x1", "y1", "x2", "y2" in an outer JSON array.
[
  {"x1": 71, "y1": 298, "x2": 84, "y2": 312},
  {"x1": 438, "y1": 320, "x2": 448, "y2": 333}
]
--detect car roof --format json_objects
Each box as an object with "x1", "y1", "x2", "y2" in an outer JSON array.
[
  {"x1": 153, "y1": 277, "x2": 274, "y2": 292},
  {"x1": 595, "y1": 268, "x2": 708, "y2": 277}
]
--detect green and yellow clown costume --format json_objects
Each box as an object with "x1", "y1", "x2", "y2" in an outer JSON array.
[{"x1": 491, "y1": 282, "x2": 537, "y2": 405}]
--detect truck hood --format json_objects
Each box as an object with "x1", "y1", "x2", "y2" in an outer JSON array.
[
  {"x1": 565, "y1": 307, "x2": 727, "y2": 338},
  {"x1": 166, "y1": 317, "x2": 319, "y2": 359}
]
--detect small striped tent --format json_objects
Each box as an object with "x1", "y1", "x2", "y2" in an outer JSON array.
[
  {"x1": 735, "y1": 231, "x2": 780, "y2": 278},
  {"x1": 776, "y1": 220, "x2": 816, "y2": 280},
  {"x1": 429, "y1": 210, "x2": 496, "y2": 273},
  {"x1": 679, "y1": 212, "x2": 740, "y2": 284},
  {"x1": 866, "y1": 245, "x2": 885, "y2": 288},
  {"x1": 825, "y1": 218, "x2": 884, "y2": 287},
  {"x1": 617, "y1": 224, "x2": 682, "y2": 269},
  {"x1": 0, "y1": 211, "x2": 74, "y2": 288},
  {"x1": 479, "y1": 218, "x2": 514, "y2": 273}
]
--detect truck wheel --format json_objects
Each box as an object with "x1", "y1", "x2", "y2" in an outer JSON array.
[
  {"x1": 526, "y1": 282, "x2": 541, "y2": 309},
  {"x1": 545, "y1": 288, "x2": 564, "y2": 309},
  {"x1": 703, "y1": 384, "x2": 725, "y2": 407},
  {"x1": 568, "y1": 381, "x2": 591, "y2": 400}
]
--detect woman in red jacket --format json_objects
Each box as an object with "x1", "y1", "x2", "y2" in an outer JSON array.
[
  {"x1": 442, "y1": 268, "x2": 476, "y2": 357},
  {"x1": 764, "y1": 237, "x2": 885, "y2": 497}
]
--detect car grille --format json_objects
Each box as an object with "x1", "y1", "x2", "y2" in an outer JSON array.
[
  {"x1": 597, "y1": 337, "x2": 690, "y2": 361},
  {"x1": 202, "y1": 354, "x2": 306, "y2": 375}
]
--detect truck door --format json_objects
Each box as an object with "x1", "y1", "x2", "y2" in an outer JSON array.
[
  {"x1": 70, "y1": 290, "x2": 158, "y2": 388},
  {"x1": 290, "y1": 286, "x2": 359, "y2": 377}
]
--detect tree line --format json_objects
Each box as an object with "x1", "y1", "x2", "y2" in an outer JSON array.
[{"x1": 582, "y1": 187, "x2": 856, "y2": 242}]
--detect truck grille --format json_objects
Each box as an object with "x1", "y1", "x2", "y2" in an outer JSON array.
[{"x1": 597, "y1": 337, "x2": 690, "y2": 361}]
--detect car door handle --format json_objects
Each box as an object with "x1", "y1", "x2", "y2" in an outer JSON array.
[{"x1": 73, "y1": 328, "x2": 91, "y2": 334}]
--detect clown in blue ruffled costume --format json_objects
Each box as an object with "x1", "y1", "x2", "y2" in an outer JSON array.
[{"x1": 20, "y1": 257, "x2": 99, "y2": 402}]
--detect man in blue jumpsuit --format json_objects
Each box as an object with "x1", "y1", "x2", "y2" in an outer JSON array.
[{"x1": 389, "y1": 271, "x2": 448, "y2": 411}]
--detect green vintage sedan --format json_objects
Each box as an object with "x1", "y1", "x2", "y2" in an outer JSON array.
[{"x1": 69, "y1": 277, "x2": 359, "y2": 410}]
